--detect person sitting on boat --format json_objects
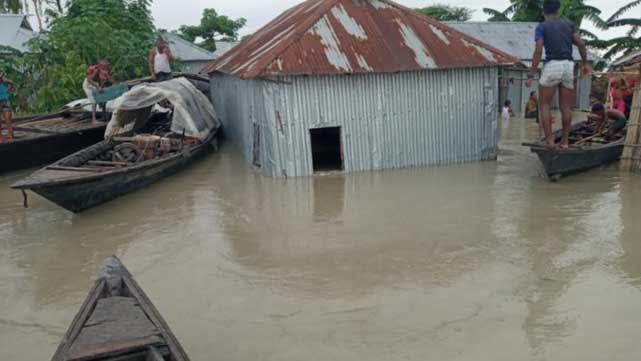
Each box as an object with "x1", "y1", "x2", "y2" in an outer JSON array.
[
  {"x1": 0, "y1": 73, "x2": 15, "y2": 142},
  {"x1": 148, "y1": 37, "x2": 174, "y2": 82},
  {"x1": 83, "y1": 60, "x2": 113, "y2": 124},
  {"x1": 525, "y1": 0, "x2": 590, "y2": 150},
  {"x1": 525, "y1": 91, "x2": 539, "y2": 121},
  {"x1": 589, "y1": 103, "x2": 627, "y2": 139}
]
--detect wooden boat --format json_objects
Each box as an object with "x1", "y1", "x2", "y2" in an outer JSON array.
[
  {"x1": 51, "y1": 256, "x2": 190, "y2": 361},
  {"x1": 12, "y1": 78, "x2": 219, "y2": 212},
  {"x1": 524, "y1": 121, "x2": 626, "y2": 180},
  {"x1": 11, "y1": 131, "x2": 217, "y2": 213},
  {"x1": 0, "y1": 111, "x2": 107, "y2": 174}
]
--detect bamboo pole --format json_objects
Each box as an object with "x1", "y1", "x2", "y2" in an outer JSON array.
[{"x1": 621, "y1": 64, "x2": 641, "y2": 172}]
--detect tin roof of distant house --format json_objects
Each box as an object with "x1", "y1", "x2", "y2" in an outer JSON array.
[
  {"x1": 163, "y1": 32, "x2": 215, "y2": 62},
  {"x1": 213, "y1": 41, "x2": 239, "y2": 59},
  {"x1": 0, "y1": 14, "x2": 35, "y2": 53},
  {"x1": 205, "y1": 0, "x2": 518, "y2": 78},
  {"x1": 611, "y1": 49, "x2": 641, "y2": 68},
  {"x1": 446, "y1": 21, "x2": 599, "y2": 66}
]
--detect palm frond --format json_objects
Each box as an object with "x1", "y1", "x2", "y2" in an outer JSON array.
[
  {"x1": 608, "y1": 18, "x2": 641, "y2": 28},
  {"x1": 578, "y1": 28, "x2": 599, "y2": 40},
  {"x1": 483, "y1": 8, "x2": 511, "y2": 22},
  {"x1": 582, "y1": 12, "x2": 609, "y2": 30},
  {"x1": 606, "y1": 0, "x2": 641, "y2": 23}
]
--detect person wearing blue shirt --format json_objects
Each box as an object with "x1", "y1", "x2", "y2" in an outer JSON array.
[
  {"x1": 0, "y1": 73, "x2": 15, "y2": 142},
  {"x1": 525, "y1": 0, "x2": 590, "y2": 149}
]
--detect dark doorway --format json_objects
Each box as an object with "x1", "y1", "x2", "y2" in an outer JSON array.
[{"x1": 310, "y1": 127, "x2": 343, "y2": 172}]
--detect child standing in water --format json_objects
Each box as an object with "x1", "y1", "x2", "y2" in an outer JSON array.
[{"x1": 501, "y1": 100, "x2": 513, "y2": 130}]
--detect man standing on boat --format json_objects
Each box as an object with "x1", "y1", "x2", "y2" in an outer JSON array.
[
  {"x1": 148, "y1": 37, "x2": 175, "y2": 82},
  {"x1": 526, "y1": 0, "x2": 590, "y2": 149},
  {"x1": 0, "y1": 73, "x2": 15, "y2": 142}
]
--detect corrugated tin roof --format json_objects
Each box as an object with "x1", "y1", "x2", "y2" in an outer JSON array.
[
  {"x1": 205, "y1": 0, "x2": 517, "y2": 78},
  {"x1": 213, "y1": 41, "x2": 239, "y2": 59},
  {"x1": 0, "y1": 14, "x2": 35, "y2": 53},
  {"x1": 611, "y1": 49, "x2": 641, "y2": 68},
  {"x1": 446, "y1": 21, "x2": 598, "y2": 62},
  {"x1": 163, "y1": 32, "x2": 216, "y2": 62}
]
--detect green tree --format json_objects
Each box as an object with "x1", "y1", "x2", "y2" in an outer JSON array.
[
  {"x1": 415, "y1": 4, "x2": 474, "y2": 21},
  {"x1": 0, "y1": 0, "x2": 23, "y2": 13},
  {"x1": 602, "y1": 0, "x2": 641, "y2": 58},
  {"x1": 178, "y1": 8, "x2": 246, "y2": 51},
  {"x1": 0, "y1": 0, "x2": 156, "y2": 113},
  {"x1": 483, "y1": 0, "x2": 544, "y2": 22},
  {"x1": 482, "y1": 0, "x2": 606, "y2": 43}
]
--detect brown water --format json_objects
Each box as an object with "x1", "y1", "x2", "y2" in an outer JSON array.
[{"x1": 1, "y1": 117, "x2": 641, "y2": 361}]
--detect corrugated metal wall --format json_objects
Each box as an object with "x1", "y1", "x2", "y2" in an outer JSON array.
[
  {"x1": 500, "y1": 68, "x2": 592, "y2": 116},
  {"x1": 211, "y1": 67, "x2": 500, "y2": 177}
]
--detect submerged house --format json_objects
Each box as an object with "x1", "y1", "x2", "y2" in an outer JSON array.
[
  {"x1": 0, "y1": 14, "x2": 35, "y2": 53},
  {"x1": 206, "y1": 0, "x2": 517, "y2": 177},
  {"x1": 447, "y1": 22, "x2": 597, "y2": 113}
]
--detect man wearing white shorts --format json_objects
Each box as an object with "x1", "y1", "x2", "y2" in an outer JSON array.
[{"x1": 526, "y1": 0, "x2": 590, "y2": 149}]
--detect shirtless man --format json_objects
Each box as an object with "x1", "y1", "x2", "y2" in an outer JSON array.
[{"x1": 589, "y1": 103, "x2": 627, "y2": 139}]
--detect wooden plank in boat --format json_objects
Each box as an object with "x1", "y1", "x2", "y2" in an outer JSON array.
[
  {"x1": 46, "y1": 166, "x2": 105, "y2": 173},
  {"x1": 66, "y1": 296, "x2": 164, "y2": 361}
]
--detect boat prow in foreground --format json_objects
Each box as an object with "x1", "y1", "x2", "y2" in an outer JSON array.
[{"x1": 52, "y1": 256, "x2": 189, "y2": 361}]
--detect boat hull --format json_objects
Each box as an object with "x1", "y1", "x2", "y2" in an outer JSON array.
[
  {"x1": 0, "y1": 125, "x2": 106, "y2": 174},
  {"x1": 51, "y1": 256, "x2": 190, "y2": 361},
  {"x1": 531, "y1": 140, "x2": 624, "y2": 179},
  {"x1": 24, "y1": 141, "x2": 213, "y2": 213}
]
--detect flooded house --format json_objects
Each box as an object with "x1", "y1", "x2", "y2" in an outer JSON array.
[
  {"x1": 447, "y1": 22, "x2": 597, "y2": 114},
  {"x1": 206, "y1": 0, "x2": 517, "y2": 177}
]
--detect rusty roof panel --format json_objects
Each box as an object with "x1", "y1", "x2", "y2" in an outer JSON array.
[{"x1": 205, "y1": 0, "x2": 518, "y2": 78}]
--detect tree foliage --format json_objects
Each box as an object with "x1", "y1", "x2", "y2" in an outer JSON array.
[
  {"x1": 0, "y1": 0, "x2": 155, "y2": 113},
  {"x1": 601, "y1": 0, "x2": 641, "y2": 58},
  {"x1": 0, "y1": 0, "x2": 22, "y2": 13},
  {"x1": 415, "y1": 4, "x2": 474, "y2": 21},
  {"x1": 483, "y1": 0, "x2": 606, "y2": 26},
  {"x1": 178, "y1": 8, "x2": 246, "y2": 51}
]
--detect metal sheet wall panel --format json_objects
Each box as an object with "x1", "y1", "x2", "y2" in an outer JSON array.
[{"x1": 211, "y1": 67, "x2": 500, "y2": 177}]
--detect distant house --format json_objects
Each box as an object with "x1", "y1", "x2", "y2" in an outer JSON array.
[
  {"x1": 206, "y1": 0, "x2": 517, "y2": 177},
  {"x1": 612, "y1": 49, "x2": 641, "y2": 70},
  {"x1": 447, "y1": 22, "x2": 597, "y2": 112},
  {"x1": 162, "y1": 32, "x2": 215, "y2": 74},
  {"x1": 0, "y1": 14, "x2": 35, "y2": 53},
  {"x1": 213, "y1": 41, "x2": 239, "y2": 59}
]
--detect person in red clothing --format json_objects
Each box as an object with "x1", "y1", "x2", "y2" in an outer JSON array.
[{"x1": 83, "y1": 60, "x2": 113, "y2": 123}]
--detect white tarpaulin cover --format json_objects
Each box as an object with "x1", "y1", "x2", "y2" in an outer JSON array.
[{"x1": 105, "y1": 77, "x2": 219, "y2": 141}]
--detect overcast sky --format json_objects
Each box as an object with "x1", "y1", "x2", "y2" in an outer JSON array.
[{"x1": 151, "y1": 0, "x2": 633, "y2": 40}]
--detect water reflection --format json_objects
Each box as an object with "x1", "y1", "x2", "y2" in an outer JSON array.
[{"x1": 1, "y1": 118, "x2": 641, "y2": 361}]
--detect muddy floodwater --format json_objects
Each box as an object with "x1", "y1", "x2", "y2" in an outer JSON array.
[{"x1": 1, "y1": 116, "x2": 641, "y2": 361}]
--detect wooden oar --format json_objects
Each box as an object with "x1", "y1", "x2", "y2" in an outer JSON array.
[{"x1": 575, "y1": 131, "x2": 605, "y2": 145}]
